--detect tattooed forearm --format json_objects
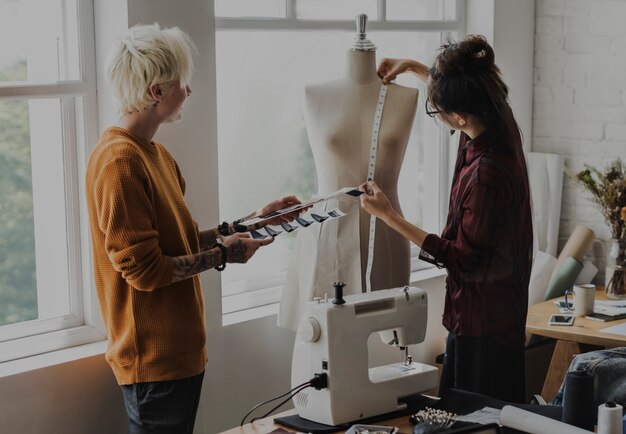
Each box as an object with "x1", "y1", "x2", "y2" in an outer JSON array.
[
  {"x1": 198, "y1": 229, "x2": 219, "y2": 251},
  {"x1": 171, "y1": 248, "x2": 223, "y2": 282}
]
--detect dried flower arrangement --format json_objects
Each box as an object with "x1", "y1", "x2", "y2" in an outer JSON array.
[{"x1": 574, "y1": 159, "x2": 626, "y2": 298}]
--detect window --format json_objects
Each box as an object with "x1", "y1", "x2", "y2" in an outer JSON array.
[
  {"x1": 215, "y1": 0, "x2": 464, "y2": 325},
  {"x1": 0, "y1": 0, "x2": 101, "y2": 362}
]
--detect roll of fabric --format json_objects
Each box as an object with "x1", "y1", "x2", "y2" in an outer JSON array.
[
  {"x1": 551, "y1": 225, "x2": 595, "y2": 281},
  {"x1": 562, "y1": 369, "x2": 595, "y2": 431},
  {"x1": 500, "y1": 405, "x2": 594, "y2": 434},
  {"x1": 597, "y1": 402, "x2": 623, "y2": 434}
]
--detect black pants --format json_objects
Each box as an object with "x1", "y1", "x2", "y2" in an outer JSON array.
[
  {"x1": 121, "y1": 371, "x2": 205, "y2": 434},
  {"x1": 439, "y1": 333, "x2": 525, "y2": 403}
]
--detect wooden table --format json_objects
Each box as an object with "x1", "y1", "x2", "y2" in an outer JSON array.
[
  {"x1": 526, "y1": 287, "x2": 626, "y2": 401},
  {"x1": 219, "y1": 408, "x2": 416, "y2": 434}
]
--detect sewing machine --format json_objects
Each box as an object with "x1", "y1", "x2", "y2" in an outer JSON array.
[{"x1": 291, "y1": 285, "x2": 439, "y2": 426}]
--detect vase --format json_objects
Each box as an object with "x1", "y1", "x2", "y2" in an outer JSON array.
[{"x1": 605, "y1": 238, "x2": 626, "y2": 299}]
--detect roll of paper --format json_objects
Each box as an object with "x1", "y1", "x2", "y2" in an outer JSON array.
[
  {"x1": 529, "y1": 251, "x2": 557, "y2": 304},
  {"x1": 551, "y1": 225, "x2": 595, "y2": 281},
  {"x1": 575, "y1": 258, "x2": 599, "y2": 285},
  {"x1": 544, "y1": 256, "x2": 583, "y2": 300},
  {"x1": 500, "y1": 405, "x2": 594, "y2": 434},
  {"x1": 597, "y1": 402, "x2": 623, "y2": 434}
]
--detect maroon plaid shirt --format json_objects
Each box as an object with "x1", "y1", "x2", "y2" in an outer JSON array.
[{"x1": 420, "y1": 128, "x2": 532, "y2": 349}]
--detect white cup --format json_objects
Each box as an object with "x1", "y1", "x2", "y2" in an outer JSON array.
[{"x1": 564, "y1": 284, "x2": 596, "y2": 317}]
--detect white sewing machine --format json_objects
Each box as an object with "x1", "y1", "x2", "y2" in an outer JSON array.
[{"x1": 291, "y1": 285, "x2": 439, "y2": 426}]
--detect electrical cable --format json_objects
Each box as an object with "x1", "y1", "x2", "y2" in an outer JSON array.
[
  {"x1": 239, "y1": 381, "x2": 311, "y2": 426},
  {"x1": 249, "y1": 383, "x2": 311, "y2": 424},
  {"x1": 240, "y1": 381, "x2": 311, "y2": 426}
]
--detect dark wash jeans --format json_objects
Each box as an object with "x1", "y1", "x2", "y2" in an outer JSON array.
[
  {"x1": 121, "y1": 371, "x2": 205, "y2": 434},
  {"x1": 550, "y1": 347, "x2": 626, "y2": 409},
  {"x1": 440, "y1": 332, "x2": 525, "y2": 403}
]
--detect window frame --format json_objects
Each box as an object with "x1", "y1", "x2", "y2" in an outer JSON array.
[
  {"x1": 0, "y1": 0, "x2": 104, "y2": 363},
  {"x1": 215, "y1": 0, "x2": 465, "y2": 325}
]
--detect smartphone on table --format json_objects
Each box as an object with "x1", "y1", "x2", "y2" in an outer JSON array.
[{"x1": 548, "y1": 314, "x2": 574, "y2": 326}]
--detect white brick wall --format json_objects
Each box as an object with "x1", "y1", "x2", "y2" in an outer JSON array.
[{"x1": 534, "y1": 0, "x2": 626, "y2": 282}]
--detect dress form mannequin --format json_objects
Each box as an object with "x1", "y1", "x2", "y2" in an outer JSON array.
[{"x1": 278, "y1": 17, "x2": 418, "y2": 330}]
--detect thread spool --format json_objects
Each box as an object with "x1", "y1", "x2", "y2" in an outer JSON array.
[
  {"x1": 597, "y1": 402, "x2": 623, "y2": 434},
  {"x1": 562, "y1": 369, "x2": 595, "y2": 431},
  {"x1": 332, "y1": 282, "x2": 346, "y2": 305}
]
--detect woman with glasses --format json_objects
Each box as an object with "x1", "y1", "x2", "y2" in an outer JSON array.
[{"x1": 360, "y1": 35, "x2": 532, "y2": 403}]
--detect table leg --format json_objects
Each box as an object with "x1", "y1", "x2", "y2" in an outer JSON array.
[{"x1": 540, "y1": 340, "x2": 601, "y2": 402}]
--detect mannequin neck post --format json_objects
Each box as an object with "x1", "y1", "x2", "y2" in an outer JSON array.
[{"x1": 346, "y1": 50, "x2": 379, "y2": 83}]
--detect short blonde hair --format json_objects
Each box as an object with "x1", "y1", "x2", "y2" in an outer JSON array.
[{"x1": 106, "y1": 23, "x2": 197, "y2": 114}]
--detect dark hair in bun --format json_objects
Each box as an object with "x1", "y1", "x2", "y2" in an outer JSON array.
[
  {"x1": 434, "y1": 34, "x2": 497, "y2": 76},
  {"x1": 427, "y1": 34, "x2": 521, "y2": 154}
]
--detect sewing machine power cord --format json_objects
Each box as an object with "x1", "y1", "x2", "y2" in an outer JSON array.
[{"x1": 240, "y1": 373, "x2": 328, "y2": 426}]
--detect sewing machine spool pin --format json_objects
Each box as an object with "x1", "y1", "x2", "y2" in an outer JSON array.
[{"x1": 332, "y1": 282, "x2": 346, "y2": 305}]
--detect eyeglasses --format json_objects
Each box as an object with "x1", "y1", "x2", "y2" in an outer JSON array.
[{"x1": 425, "y1": 99, "x2": 442, "y2": 118}]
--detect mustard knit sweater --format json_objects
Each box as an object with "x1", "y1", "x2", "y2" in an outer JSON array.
[{"x1": 86, "y1": 127, "x2": 207, "y2": 385}]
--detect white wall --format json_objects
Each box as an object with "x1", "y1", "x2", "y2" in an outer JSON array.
[
  {"x1": 533, "y1": 0, "x2": 626, "y2": 281},
  {"x1": 467, "y1": 0, "x2": 536, "y2": 150},
  {"x1": 0, "y1": 1, "x2": 538, "y2": 433},
  {"x1": 0, "y1": 354, "x2": 126, "y2": 434}
]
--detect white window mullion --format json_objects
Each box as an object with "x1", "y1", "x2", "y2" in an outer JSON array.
[
  {"x1": 62, "y1": 97, "x2": 85, "y2": 322},
  {"x1": 75, "y1": 0, "x2": 101, "y2": 332},
  {"x1": 456, "y1": 0, "x2": 467, "y2": 36},
  {"x1": 286, "y1": 0, "x2": 296, "y2": 21},
  {"x1": 215, "y1": 19, "x2": 463, "y2": 32},
  {"x1": 377, "y1": 0, "x2": 386, "y2": 22},
  {"x1": 60, "y1": 0, "x2": 80, "y2": 80},
  {"x1": 30, "y1": 98, "x2": 71, "y2": 320},
  {"x1": 0, "y1": 82, "x2": 89, "y2": 100}
]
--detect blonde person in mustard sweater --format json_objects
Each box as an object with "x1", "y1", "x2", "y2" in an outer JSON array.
[{"x1": 86, "y1": 23, "x2": 301, "y2": 434}]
